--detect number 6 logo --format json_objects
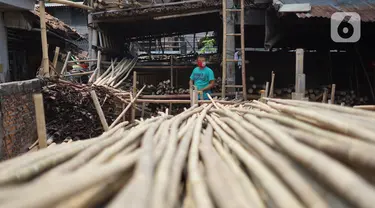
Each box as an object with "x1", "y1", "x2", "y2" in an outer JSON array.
[{"x1": 331, "y1": 12, "x2": 361, "y2": 43}]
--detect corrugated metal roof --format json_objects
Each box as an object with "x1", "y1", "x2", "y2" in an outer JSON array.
[{"x1": 280, "y1": 0, "x2": 375, "y2": 22}]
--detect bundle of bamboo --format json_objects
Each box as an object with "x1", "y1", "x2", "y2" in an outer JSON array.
[
  {"x1": 1, "y1": 99, "x2": 375, "y2": 208},
  {"x1": 93, "y1": 58, "x2": 137, "y2": 88}
]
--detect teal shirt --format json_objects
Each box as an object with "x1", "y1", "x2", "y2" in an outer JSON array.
[{"x1": 189, "y1": 66, "x2": 215, "y2": 100}]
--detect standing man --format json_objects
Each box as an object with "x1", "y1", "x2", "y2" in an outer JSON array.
[{"x1": 189, "y1": 55, "x2": 215, "y2": 100}]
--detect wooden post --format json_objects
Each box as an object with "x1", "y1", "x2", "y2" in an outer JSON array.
[
  {"x1": 331, "y1": 84, "x2": 336, "y2": 104},
  {"x1": 90, "y1": 90, "x2": 109, "y2": 131},
  {"x1": 240, "y1": 0, "x2": 247, "y2": 100},
  {"x1": 141, "y1": 103, "x2": 145, "y2": 118},
  {"x1": 170, "y1": 56, "x2": 173, "y2": 112},
  {"x1": 122, "y1": 103, "x2": 126, "y2": 121},
  {"x1": 269, "y1": 72, "x2": 275, "y2": 98},
  {"x1": 221, "y1": 0, "x2": 227, "y2": 99},
  {"x1": 39, "y1": 0, "x2": 49, "y2": 78},
  {"x1": 170, "y1": 56, "x2": 173, "y2": 87},
  {"x1": 131, "y1": 71, "x2": 137, "y2": 123},
  {"x1": 96, "y1": 50, "x2": 101, "y2": 79},
  {"x1": 190, "y1": 87, "x2": 194, "y2": 107},
  {"x1": 33, "y1": 93, "x2": 47, "y2": 149},
  {"x1": 265, "y1": 82, "x2": 270, "y2": 98},
  {"x1": 322, "y1": 89, "x2": 328, "y2": 103},
  {"x1": 295, "y1": 49, "x2": 304, "y2": 90},
  {"x1": 88, "y1": 13, "x2": 93, "y2": 70},
  {"x1": 52, "y1": 46, "x2": 60, "y2": 76}
]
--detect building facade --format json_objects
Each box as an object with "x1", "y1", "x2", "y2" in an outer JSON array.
[
  {"x1": 45, "y1": 2, "x2": 89, "y2": 50},
  {"x1": 0, "y1": 0, "x2": 35, "y2": 82}
]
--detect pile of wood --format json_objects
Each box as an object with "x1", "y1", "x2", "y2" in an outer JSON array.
[
  {"x1": 2, "y1": 98, "x2": 375, "y2": 208},
  {"x1": 143, "y1": 80, "x2": 189, "y2": 95},
  {"x1": 42, "y1": 80, "x2": 131, "y2": 142}
]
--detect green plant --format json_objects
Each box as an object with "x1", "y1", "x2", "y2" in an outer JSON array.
[{"x1": 199, "y1": 38, "x2": 217, "y2": 54}]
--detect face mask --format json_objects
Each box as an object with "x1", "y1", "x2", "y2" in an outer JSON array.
[{"x1": 198, "y1": 60, "x2": 206, "y2": 68}]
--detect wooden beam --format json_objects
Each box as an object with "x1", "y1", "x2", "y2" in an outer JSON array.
[
  {"x1": 139, "y1": 93, "x2": 259, "y2": 99},
  {"x1": 64, "y1": 71, "x2": 95, "y2": 77},
  {"x1": 68, "y1": 59, "x2": 98, "y2": 63},
  {"x1": 153, "y1": 10, "x2": 219, "y2": 20},
  {"x1": 33, "y1": 93, "x2": 47, "y2": 149},
  {"x1": 135, "y1": 99, "x2": 239, "y2": 104},
  {"x1": 46, "y1": 0, "x2": 94, "y2": 10}
]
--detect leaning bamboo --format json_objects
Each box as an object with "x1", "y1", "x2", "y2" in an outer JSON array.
[
  {"x1": 39, "y1": 0, "x2": 49, "y2": 78},
  {"x1": 60, "y1": 51, "x2": 71, "y2": 76},
  {"x1": 109, "y1": 85, "x2": 146, "y2": 129},
  {"x1": 52, "y1": 46, "x2": 60, "y2": 76},
  {"x1": 90, "y1": 90, "x2": 109, "y2": 131}
]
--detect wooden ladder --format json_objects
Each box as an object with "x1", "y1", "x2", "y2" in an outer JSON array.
[{"x1": 221, "y1": 0, "x2": 247, "y2": 100}]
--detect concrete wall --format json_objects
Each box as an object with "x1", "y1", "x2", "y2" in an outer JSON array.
[{"x1": 0, "y1": 78, "x2": 41, "y2": 160}]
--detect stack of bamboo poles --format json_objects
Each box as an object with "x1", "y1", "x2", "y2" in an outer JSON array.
[
  {"x1": 1, "y1": 99, "x2": 375, "y2": 208},
  {"x1": 93, "y1": 58, "x2": 137, "y2": 88}
]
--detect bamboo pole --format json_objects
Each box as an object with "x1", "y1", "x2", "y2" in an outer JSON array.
[
  {"x1": 39, "y1": 0, "x2": 49, "y2": 78},
  {"x1": 52, "y1": 47, "x2": 60, "y2": 76},
  {"x1": 221, "y1": 0, "x2": 227, "y2": 99},
  {"x1": 46, "y1": 0, "x2": 94, "y2": 10},
  {"x1": 240, "y1": 0, "x2": 247, "y2": 100},
  {"x1": 64, "y1": 71, "x2": 95, "y2": 77},
  {"x1": 68, "y1": 59, "x2": 98, "y2": 63},
  {"x1": 139, "y1": 93, "x2": 259, "y2": 99},
  {"x1": 90, "y1": 90, "x2": 109, "y2": 131},
  {"x1": 322, "y1": 89, "x2": 328, "y2": 103},
  {"x1": 265, "y1": 82, "x2": 270, "y2": 98},
  {"x1": 331, "y1": 84, "x2": 336, "y2": 104},
  {"x1": 33, "y1": 93, "x2": 47, "y2": 149},
  {"x1": 109, "y1": 85, "x2": 146, "y2": 129},
  {"x1": 131, "y1": 71, "x2": 137, "y2": 123},
  {"x1": 141, "y1": 103, "x2": 145, "y2": 118},
  {"x1": 134, "y1": 99, "x2": 238, "y2": 104},
  {"x1": 269, "y1": 71, "x2": 275, "y2": 98},
  {"x1": 353, "y1": 105, "x2": 375, "y2": 111},
  {"x1": 60, "y1": 51, "x2": 71, "y2": 76}
]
